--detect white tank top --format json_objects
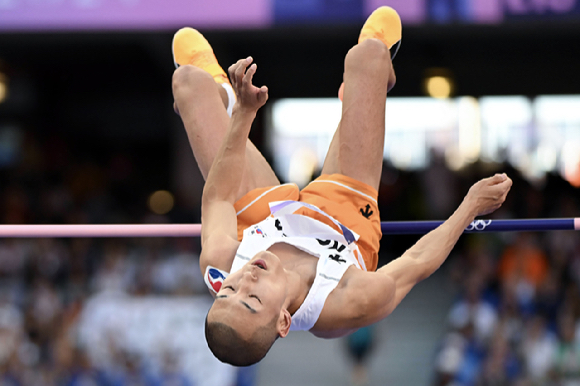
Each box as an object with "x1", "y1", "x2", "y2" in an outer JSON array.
[{"x1": 204, "y1": 201, "x2": 367, "y2": 332}]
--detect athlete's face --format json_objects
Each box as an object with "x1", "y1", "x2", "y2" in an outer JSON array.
[{"x1": 208, "y1": 251, "x2": 290, "y2": 340}]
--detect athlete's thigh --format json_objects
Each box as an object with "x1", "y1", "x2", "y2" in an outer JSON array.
[
  {"x1": 172, "y1": 66, "x2": 279, "y2": 200},
  {"x1": 321, "y1": 40, "x2": 393, "y2": 192},
  {"x1": 320, "y1": 127, "x2": 340, "y2": 178}
]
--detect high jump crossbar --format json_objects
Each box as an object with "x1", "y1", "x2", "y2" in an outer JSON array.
[{"x1": 0, "y1": 218, "x2": 577, "y2": 238}]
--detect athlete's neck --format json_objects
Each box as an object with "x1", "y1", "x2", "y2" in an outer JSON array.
[{"x1": 268, "y1": 242, "x2": 317, "y2": 315}]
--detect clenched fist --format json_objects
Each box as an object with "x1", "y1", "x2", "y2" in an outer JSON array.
[{"x1": 464, "y1": 174, "x2": 512, "y2": 217}]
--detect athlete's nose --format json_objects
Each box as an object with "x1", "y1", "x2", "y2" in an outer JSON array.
[
  {"x1": 237, "y1": 274, "x2": 256, "y2": 296},
  {"x1": 242, "y1": 269, "x2": 258, "y2": 283}
]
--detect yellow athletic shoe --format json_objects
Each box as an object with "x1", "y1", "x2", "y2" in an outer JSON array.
[
  {"x1": 172, "y1": 27, "x2": 229, "y2": 85},
  {"x1": 359, "y1": 6, "x2": 402, "y2": 60},
  {"x1": 338, "y1": 6, "x2": 401, "y2": 101}
]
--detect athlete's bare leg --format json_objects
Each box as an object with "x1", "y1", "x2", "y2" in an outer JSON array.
[
  {"x1": 172, "y1": 65, "x2": 280, "y2": 200},
  {"x1": 321, "y1": 38, "x2": 395, "y2": 191}
]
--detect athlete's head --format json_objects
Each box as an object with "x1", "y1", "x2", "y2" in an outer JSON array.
[{"x1": 205, "y1": 251, "x2": 292, "y2": 366}]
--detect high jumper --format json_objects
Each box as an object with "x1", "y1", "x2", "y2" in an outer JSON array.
[{"x1": 170, "y1": 6, "x2": 512, "y2": 366}]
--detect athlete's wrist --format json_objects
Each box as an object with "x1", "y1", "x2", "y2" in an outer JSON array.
[
  {"x1": 232, "y1": 104, "x2": 258, "y2": 118},
  {"x1": 457, "y1": 197, "x2": 478, "y2": 224}
]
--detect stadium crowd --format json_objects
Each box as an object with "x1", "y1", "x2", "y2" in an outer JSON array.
[
  {"x1": 0, "y1": 131, "x2": 579, "y2": 386},
  {"x1": 426, "y1": 164, "x2": 580, "y2": 386}
]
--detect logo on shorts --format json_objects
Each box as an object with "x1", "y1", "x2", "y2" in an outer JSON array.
[{"x1": 360, "y1": 204, "x2": 374, "y2": 219}]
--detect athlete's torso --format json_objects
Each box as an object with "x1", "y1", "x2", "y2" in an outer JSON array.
[
  {"x1": 230, "y1": 201, "x2": 365, "y2": 331},
  {"x1": 204, "y1": 201, "x2": 367, "y2": 332}
]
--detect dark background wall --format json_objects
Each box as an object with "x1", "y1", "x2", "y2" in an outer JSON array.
[
  {"x1": 2, "y1": 21, "x2": 580, "y2": 142},
  {"x1": 1, "y1": 23, "x2": 579, "y2": 208}
]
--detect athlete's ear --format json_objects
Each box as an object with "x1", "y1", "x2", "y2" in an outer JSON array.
[{"x1": 277, "y1": 309, "x2": 291, "y2": 338}]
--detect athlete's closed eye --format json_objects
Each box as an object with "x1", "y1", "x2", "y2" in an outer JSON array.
[
  {"x1": 250, "y1": 294, "x2": 262, "y2": 304},
  {"x1": 216, "y1": 286, "x2": 234, "y2": 298},
  {"x1": 220, "y1": 286, "x2": 261, "y2": 304}
]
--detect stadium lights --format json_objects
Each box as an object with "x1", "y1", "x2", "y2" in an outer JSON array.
[
  {"x1": 148, "y1": 190, "x2": 175, "y2": 215},
  {"x1": 424, "y1": 68, "x2": 454, "y2": 99}
]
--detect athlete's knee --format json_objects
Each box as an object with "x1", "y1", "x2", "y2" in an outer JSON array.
[
  {"x1": 172, "y1": 65, "x2": 214, "y2": 95},
  {"x1": 345, "y1": 38, "x2": 392, "y2": 75}
]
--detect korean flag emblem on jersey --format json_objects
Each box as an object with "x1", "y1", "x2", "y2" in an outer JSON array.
[{"x1": 204, "y1": 266, "x2": 229, "y2": 294}]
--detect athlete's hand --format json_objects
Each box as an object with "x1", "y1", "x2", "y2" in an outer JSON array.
[
  {"x1": 228, "y1": 56, "x2": 268, "y2": 113},
  {"x1": 464, "y1": 173, "x2": 512, "y2": 217}
]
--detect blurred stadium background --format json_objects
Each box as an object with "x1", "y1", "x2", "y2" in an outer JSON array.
[{"x1": 1, "y1": 0, "x2": 580, "y2": 385}]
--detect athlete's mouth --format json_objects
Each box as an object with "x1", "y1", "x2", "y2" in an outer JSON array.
[{"x1": 252, "y1": 259, "x2": 267, "y2": 270}]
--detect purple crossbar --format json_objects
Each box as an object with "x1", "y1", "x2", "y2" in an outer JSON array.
[
  {"x1": 0, "y1": 219, "x2": 576, "y2": 238},
  {"x1": 381, "y1": 218, "x2": 578, "y2": 234}
]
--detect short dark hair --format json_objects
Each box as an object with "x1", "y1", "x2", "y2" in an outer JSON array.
[{"x1": 204, "y1": 314, "x2": 278, "y2": 367}]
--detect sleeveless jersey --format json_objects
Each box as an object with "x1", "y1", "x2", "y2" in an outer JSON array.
[{"x1": 204, "y1": 200, "x2": 367, "y2": 332}]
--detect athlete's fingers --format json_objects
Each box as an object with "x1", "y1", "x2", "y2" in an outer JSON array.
[
  {"x1": 228, "y1": 57, "x2": 248, "y2": 74},
  {"x1": 488, "y1": 173, "x2": 508, "y2": 185},
  {"x1": 235, "y1": 57, "x2": 252, "y2": 85},
  {"x1": 493, "y1": 178, "x2": 512, "y2": 196},
  {"x1": 229, "y1": 60, "x2": 243, "y2": 88},
  {"x1": 228, "y1": 57, "x2": 251, "y2": 90},
  {"x1": 228, "y1": 60, "x2": 241, "y2": 87},
  {"x1": 489, "y1": 180, "x2": 512, "y2": 205},
  {"x1": 243, "y1": 63, "x2": 257, "y2": 89},
  {"x1": 488, "y1": 183, "x2": 508, "y2": 199},
  {"x1": 500, "y1": 183, "x2": 512, "y2": 202},
  {"x1": 257, "y1": 85, "x2": 268, "y2": 104}
]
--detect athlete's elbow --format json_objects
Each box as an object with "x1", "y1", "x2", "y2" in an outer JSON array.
[
  {"x1": 202, "y1": 184, "x2": 232, "y2": 204},
  {"x1": 418, "y1": 258, "x2": 444, "y2": 282},
  {"x1": 403, "y1": 252, "x2": 440, "y2": 282}
]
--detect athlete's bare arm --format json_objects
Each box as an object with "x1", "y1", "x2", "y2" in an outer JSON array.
[
  {"x1": 200, "y1": 57, "x2": 270, "y2": 275},
  {"x1": 313, "y1": 174, "x2": 512, "y2": 336}
]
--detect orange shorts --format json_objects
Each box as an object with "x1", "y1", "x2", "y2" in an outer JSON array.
[{"x1": 234, "y1": 174, "x2": 381, "y2": 271}]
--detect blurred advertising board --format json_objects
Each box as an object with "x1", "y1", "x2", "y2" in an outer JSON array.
[
  {"x1": 503, "y1": 0, "x2": 580, "y2": 21},
  {"x1": 0, "y1": 0, "x2": 271, "y2": 31},
  {"x1": 0, "y1": 0, "x2": 579, "y2": 31}
]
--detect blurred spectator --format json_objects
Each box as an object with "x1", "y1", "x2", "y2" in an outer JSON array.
[
  {"x1": 91, "y1": 240, "x2": 135, "y2": 294},
  {"x1": 520, "y1": 315, "x2": 557, "y2": 383},
  {"x1": 498, "y1": 233, "x2": 549, "y2": 293},
  {"x1": 476, "y1": 332, "x2": 521, "y2": 386},
  {"x1": 61, "y1": 348, "x2": 104, "y2": 386},
  {"x1": 536, "y1": 271, "x2": 565, "y2": 326},
  {"x1": 149, "y1": 351, "x2": 193, "y2": 386},
  {"x1": 434, "y1": 323, "x2": 486, "y2": 386},
  {"x1": 151, "y1": 238, "x2": 204, "y2": 295},
  {"x1": 0, "y1": 298, "x2": 23, "y2": 367},
  {"x1": 345, "y1": 325, "x2": 376, "y2": 386},
  {"x1": 551, "y1": 310, "x2": 580, "y2": 385},
  {"x1": 102, "y1": 349, "x2": 150, "y2": 386},
  {"x1": 448, "y1": 273, "x2": 498, "y2": 345}
]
